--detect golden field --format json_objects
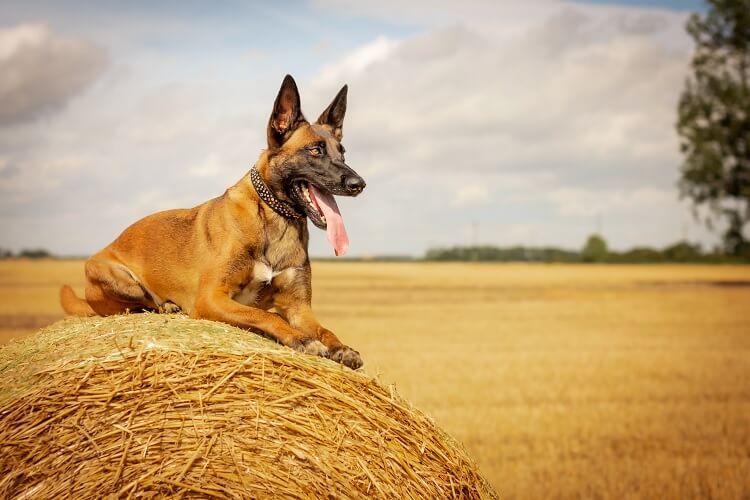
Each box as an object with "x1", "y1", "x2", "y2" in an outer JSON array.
[{"x1": 1, "y1": 259, "x2": 749, "y2": 499}]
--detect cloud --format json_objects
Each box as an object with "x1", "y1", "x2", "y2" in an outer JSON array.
[
  {"x1": 452, "y1": 185, "x2": 491, "y2": 207},
  {"x1": 0, "y1": 2, "x2": 714, "y2": 255},
  {"x1": 0, "y1": 154, "x2": 91, "y2": 205},
  {"x1": 0, "y1": 23, "x2": 107, "y2": 126},
  {"x1": 315, "y1": 36, "x2": 398, "y2": 88},
  {"x1": 307, "y1": 9, "x2": 689, "y2": 186},
  {"x1": 309, "y1": 0, "x2": 556, "y2": 27},
  {"x1": 337, "y1": 16, "x2": 679, "y2": 143},
  {"x1": 188, "y1": 153, "x2": 226, "y2": 178},
  {"x1": 300, "y1": 2, "x2": 698, "y2": 252},
  {"x1": 544, "y1": 186, "x2": 675, "y2": 216}
]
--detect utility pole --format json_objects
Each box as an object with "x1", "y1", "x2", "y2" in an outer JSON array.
[{"x1": 470, "y1": 222, "x2": 478, "y2": 261}]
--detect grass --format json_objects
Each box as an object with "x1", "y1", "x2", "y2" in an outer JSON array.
[{"x1": 1, "y1": 259, "x2": 750, "y2": 498}]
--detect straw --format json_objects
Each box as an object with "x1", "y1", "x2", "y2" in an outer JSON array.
[{"x1": 0, "y1": 314, "x2": 498, "y2": 499}]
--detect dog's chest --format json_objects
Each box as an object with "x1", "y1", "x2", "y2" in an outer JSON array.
[{"x1": 232, "y1": 261, "x2": 297, "y2": 306}]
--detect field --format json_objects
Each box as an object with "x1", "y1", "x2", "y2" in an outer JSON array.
[{"x1": 1, "y1": 260, "x2": 749, "y2": 499}]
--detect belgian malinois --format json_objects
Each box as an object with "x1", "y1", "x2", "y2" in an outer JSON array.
[{"x1": 60, "y1": 75, "x2": 366, "y2": 369}]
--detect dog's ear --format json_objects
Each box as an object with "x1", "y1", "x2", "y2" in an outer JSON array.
[
  {"x1": 316, "y1": 84, "x2": 347, "y2": 141},
  {"x1": 268, "y1": 75, "x2": 305, "y2": 148}
]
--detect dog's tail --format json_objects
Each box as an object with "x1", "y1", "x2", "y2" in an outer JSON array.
[{"x1": 60, "y1": 285, "x2": 96, "y2": 317}]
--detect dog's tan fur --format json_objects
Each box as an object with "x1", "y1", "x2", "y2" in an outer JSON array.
[{"x1": 60, "y1": 75, "x2": 364, "y2": 369}]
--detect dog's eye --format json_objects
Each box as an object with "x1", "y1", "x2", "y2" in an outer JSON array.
[{"x1": 308, "y1": 145, "x2": 323, "y2": 156}]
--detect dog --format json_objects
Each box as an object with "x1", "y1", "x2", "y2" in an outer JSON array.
[{"x1": 60, "y1": 75, "x2": 366, "y2": 369}]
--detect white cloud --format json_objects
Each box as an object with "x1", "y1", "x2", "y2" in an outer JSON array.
[
  {"x1": 545, "y1": 186, "x2": 675, "y2": 216},
  {"x1": 310, "y1": 0, "x2": 556, "y2": 27},
  {"x1": 0, "y1": 154, "x2": 91, "y2": 204},
  {"x1": 299, "y1": 1, "x2": 700, "y2": 252},
  {"x1": 188, "y1": 153, "x2": 226, "y2": 178},
  {"x1": 0, "y1": 2, "x2": 717, "y2": 255},
  {"x1": 314, "y1": 36, "x2": 398, "y2": 87},
  {"x1": 313, "y1": 7, "x2": 689, "y2": 179},
  {"x1": 452, "y1": 185, "x2": 491, "y2": 207}
]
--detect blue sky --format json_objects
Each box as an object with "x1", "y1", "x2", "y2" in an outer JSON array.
[{"x1": 0, "y1": 0, "x2": 717, "y2": 257}]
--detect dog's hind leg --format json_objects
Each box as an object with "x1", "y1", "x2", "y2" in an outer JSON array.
[
  {"x1": 159, "y1": 301, "x2": 182, "y2": 314},
  {"x1": 83, "y1": 257, "x2": 158, "y2": 315}
]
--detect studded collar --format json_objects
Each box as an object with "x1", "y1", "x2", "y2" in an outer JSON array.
[{"x1": 250, "y1": 165, "x2": 304, "y2": 220}]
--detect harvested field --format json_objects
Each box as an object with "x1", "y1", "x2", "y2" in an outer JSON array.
[{"x1": 1, "y1": 259, "x2": 750, "y2": 498}]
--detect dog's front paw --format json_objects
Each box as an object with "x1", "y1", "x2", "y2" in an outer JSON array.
[
  {"x1": 329, "y1": 345, "x2": 363, "y2": 370},
  {"x1": 290, "y1": 339, "x2": 329, "y2": 358}
]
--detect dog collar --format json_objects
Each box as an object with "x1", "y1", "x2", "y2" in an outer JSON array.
[{"x1": 250, "y1": 166, "x2": 305, "y2": 220}]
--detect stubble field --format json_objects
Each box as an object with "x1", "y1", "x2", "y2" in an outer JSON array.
[{"x1": 1, "y1": 259, "x2": 749, "y2": 499}]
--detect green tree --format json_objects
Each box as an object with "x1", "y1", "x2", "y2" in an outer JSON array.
[
  {"x1": 662, "y1": 241, "x2": 703, "y2": 262},
  {"x1": 581, "y1": 234, "x2": 608, "y2": 262},
  {"x1": 677, "y1": 0, "x2": 750, "y2": 256},
  {"x1": 19, "y1": 248, "x2": 51, "y2": 259}
]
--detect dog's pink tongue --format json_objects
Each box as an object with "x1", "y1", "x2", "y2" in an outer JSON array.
[{"x1": 308, "y1": 185, "x2": 349, "y2": 256}]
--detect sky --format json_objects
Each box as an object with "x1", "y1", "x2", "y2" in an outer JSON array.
[{"x1": 0, "y1": 0, "x2": 715, "y2": 257}]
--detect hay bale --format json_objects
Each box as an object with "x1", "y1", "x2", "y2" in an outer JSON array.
[{"x1": 0, "y1": 314, "x2": 498, "y2": 499}]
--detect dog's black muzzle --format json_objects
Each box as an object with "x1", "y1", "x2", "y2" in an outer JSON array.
[
  {"x1": 337, "y1": 163, "x2": 366, "y2": 196},
  {"x1": 343, "y1": 174, "x2": 366, "y2": 195}
]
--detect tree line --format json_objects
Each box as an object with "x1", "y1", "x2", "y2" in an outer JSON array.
[
  {"x1": 0, "y1": 248, "x2": 52, "y2": 259},
  {"x1": 424, "y1": 234, "x2": 749, "y2": 263},
  {"x1": 3, "y1": 238, "x2": 747, "y2": 263}
]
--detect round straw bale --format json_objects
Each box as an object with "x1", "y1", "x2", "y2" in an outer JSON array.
[{"x1": 0, "y1": 314, "x2": 498, "y2": 499}]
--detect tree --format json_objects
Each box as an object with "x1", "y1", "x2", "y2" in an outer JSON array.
[
  {"x1": 677, "y1": 0, "x2": 750, "y2": 256},
  {"x1": 581, "y1": 234, "x2": 608, "y2": 262},
  {"x1": 662, "y1": 241, "x2": 703, "y2": 262},
  {"x1": 18, "y1": 248, "x2": 51, "y2": 259},
  {"x1": 617, "y1": 247, "x2": 664, "y2": 263}
]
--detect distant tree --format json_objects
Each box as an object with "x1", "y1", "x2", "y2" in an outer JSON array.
[
  {"x1": 0, "y1": 248, "x2": 12, "y2": 259},
  {"x1": 424, "y1": 245, "x2": 581, "y2": 262},
  {"x1": 677, "y1": 0, "x2": 750, "y2": 256},
  {"x1": 626, "y1": 247, "x2": 664, "y2": 263},
  {"x1": 421, "y1": 239, "x2": 750, "y2": 263},
  {"x1": 607, "y1": 247, "x2": 664, "y2": 263},
  {"x1": 581, "y1": 234, "x2": 608, "y2": 262},
  {"x1": 662, "y1": 241, "x2": 704, "y2": 262},
  {"x1": 537, "y1": 247, "x2": 581, "y2": 263},
  {"x1": 18, "y1": 248, "x2": 51, "y2": 259}
]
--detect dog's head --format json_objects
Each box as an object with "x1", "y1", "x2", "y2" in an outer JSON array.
[{"x1": 264, "y1": 75, "x2": 365, "y2": 256}]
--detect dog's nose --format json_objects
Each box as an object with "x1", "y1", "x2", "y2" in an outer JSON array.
[{"x1": 344, "y1": 175, "x2": 366, "y2": 193}]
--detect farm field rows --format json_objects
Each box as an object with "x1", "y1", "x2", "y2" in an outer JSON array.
[{"x1": 1, "y1": 260, "x2": 749, "y2": 498}]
